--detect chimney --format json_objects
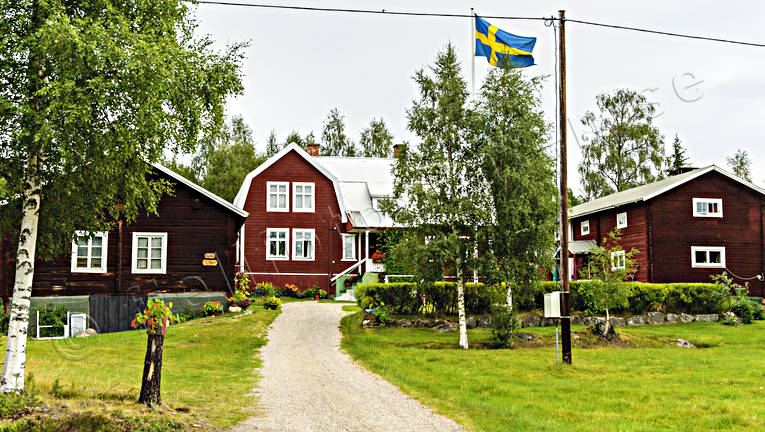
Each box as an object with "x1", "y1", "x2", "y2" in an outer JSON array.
[
  {"x1": 307, "y1": 143, "x2": 320, "y2": 156},
  {"x1": 393, "y1": 143, "x2": 406, "y2": 159}
]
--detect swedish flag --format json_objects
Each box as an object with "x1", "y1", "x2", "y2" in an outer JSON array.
[{"x1": 475, "y1": 14, "x2": 536, "y2": 68}]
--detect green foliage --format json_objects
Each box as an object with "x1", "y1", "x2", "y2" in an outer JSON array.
[
  {"x1": 356, "y1": 282, "x2": 504, "y2": 316},
  {"x1": 726, "y1": 148, "x2": 752, "y2": 181},
  {"x1": 578, "y1": 89, "x2": 666, "y2": 200},
  {"x1": 369, "y1": 302, "x2": 392, "y2": 325},
  {"x1": 0, "y1": 391, "x2": 36, "y2": 418},
  {"x1": 0, "y1": 0, "x2": 246, "y2": 259},
  {"x1": 304, "y1": 287, "x2": 328, "y2": 299},
  {"x1": 131, "y1": 299, "x2": 178, "y2": 334},
  {"x1": 472, "y1": 64, "x2": 557, "y2": 302},
  {"x1": 359, "y1": 118, "x2": 394, "y2": 158},
  {"x1": 0, "y1": 308, "x2": 9, "y2": 334},
  {"x1": 200, "y1": 301, "x2": 223, "y2": 317},
  {"x1": 489, "y1": 305, "x2": 521, "y2": 348},
  {"x1": 713, "y1": 272, "x2": 757, "y2": 324},
  {"x1": 6, "y1": 413, "x2": 184, "y2": 431},
  {"x1": 666, "y1": 134, "x2": 689, "y2": 175},
  {"x1": 321, "y1": 107, "x2": 357, "y2": 156},
  {"x1": 263, "y1": 296, "x2": 281, "y2": 309},
  {"x1": 580, "y1": 229, "x2": 637, "y2": 317},
  {"x1": 35, "y1": 304, "x2": 68, "y2": 338}
]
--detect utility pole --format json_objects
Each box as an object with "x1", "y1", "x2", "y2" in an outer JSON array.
[{"x1": 558, "y1": 9, "x2": 572, "y2": 365}]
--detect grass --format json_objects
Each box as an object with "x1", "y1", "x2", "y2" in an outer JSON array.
[
  {"x1": 341, "y1": 312, "x2": 765, "y2": 431},
  {"x1": 1, "y1": 307, "x2": 279, "y2": 430}
]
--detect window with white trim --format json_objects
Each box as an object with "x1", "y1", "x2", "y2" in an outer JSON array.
[
  {"x1": 691, "y1": 246, "x2": 725, "y2": 268},
  {"x1": 266, "y1": 228, "x2": 289, "y2": 260},
  {"x1": 580, "y1": 220, "x2": 590, "y2": 236},
  {"x1": 293, "y1": 182, "x2": 314, "y2": 212},
  {"x1": 616, "y1": 212, "x2": 628, "y2": 229},
  {"x1": 342, "y1": 233, "x2": 356, "y2": 261},
  {"x1": 292, "y1": 229, "x2": 315, "y2": 260},
  {"x1": 611, "y1": 250, "x2": 626, "y2": 271},
  {"x1": 692, "y1": 198, "x2": 722, "y2": 218},
  {"x1": 132, "y1": 232, "x2": 167, "y2": 274},
  {"x1": 267, "y1": 181, "x2": 289, "y2": 212},
  {"x1": 71, "y1": 231, "x2": 108, "y2": 273}
]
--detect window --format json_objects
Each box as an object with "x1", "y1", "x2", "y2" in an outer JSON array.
[
  {"x1": 691, "y1": 246, "x2": 725, "y2": 268},
  {"x1": 266, "y1": 228, "x2": 289, "y2": 260},
  {"x1": 580, "y1": 220, "x2": 590, "y2": 236},
  {"x1": 342, "y1": 233, "x2": 356, "y2": 261},
  {"x1": 292, "y1": 229, "x2": 315, "y2": 260},
  {"x1": 611, "y1": 250, "x2": 626, "y2": 270},
  {"x1": 71, "y1": 231, "x2": 108, "y2": 273},
  {"x1": 293, "y1": 182, "x2": 314, "y2": 212},
  {"x1": 267, "y1": 181, "x2": 289, "y2": 212},
  {"x1": 132, "y1": 232, "x2": 167, "y2": 274},
  {"x1": 692, "y1": 198, "x2": 722, "y2": 218},
  {"x1": 617, "y1": 212, "x2": 628, "y2": 229}
]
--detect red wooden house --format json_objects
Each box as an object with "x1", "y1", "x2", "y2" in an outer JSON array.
[
  {"x1": 562, "y1": 166, "x2": 765, "y2": 296},
  {"x1": 233, "y1": 143, "x2": 399, "y2": 298}
]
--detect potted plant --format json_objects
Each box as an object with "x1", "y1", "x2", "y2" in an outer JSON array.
[
  {"x1": 264, "y1": 296, "x2": 281, "y2": 310},
  {"x1": 371, "y1": 251, "x2": 386, "y2": 263},
  {"x1": 200, "y1": 300, "x2": 223, "y2": 317}
]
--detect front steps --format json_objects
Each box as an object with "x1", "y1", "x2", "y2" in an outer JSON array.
[{"x1": 335, "y1": 289, "x2": 356, "y2": 302}]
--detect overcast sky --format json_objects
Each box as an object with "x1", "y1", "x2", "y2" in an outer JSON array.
[{"x1": 192, "y1": 0, "x2": 765, "y2": 193}]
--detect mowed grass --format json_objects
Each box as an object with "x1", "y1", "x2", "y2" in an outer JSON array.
[
  {"x1": 3, "y1": 308, "x2": 279, "y2": 429},
  {"x1": 341, "y1": 313, "x2": 765, "y2": 431}
]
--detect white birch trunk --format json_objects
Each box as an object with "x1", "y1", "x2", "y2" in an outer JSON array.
[
  {"x1": 506, "y1": 282, "x2": 513, "y2": 312},
  {"x1": 455, "y1": 258, "x2": 468, "y2": 349},
  {"x1": 1, "y1": 153, "x2": 41, "y2": 393}
]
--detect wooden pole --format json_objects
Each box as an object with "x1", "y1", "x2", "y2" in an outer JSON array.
[{"x1": 558, "y1": 9, "x2": 572, "y2": 365}]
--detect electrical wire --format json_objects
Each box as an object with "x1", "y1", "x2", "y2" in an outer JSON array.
[
  {"x1": 192, "y1": 1, "x2": 765, "y2": 48},
  {"x1": 725, "y1": 267, "x2": 764, "y2": 281}
]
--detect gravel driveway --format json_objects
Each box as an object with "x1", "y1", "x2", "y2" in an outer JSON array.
[{"x1": 230, "y1": 301, "x2": 463, "y2": 432}]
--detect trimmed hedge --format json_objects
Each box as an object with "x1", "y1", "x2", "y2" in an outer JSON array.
[
  {"x1": 356, "y1": 282, "x2": 503, "y2": 316},
  {"x1": 357, "y1": 281, "x2": 732, "y2": 316}
]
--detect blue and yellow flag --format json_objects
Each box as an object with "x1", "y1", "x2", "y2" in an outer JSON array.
[{"x1": 475, "y1": 14, "x2": 536, "y2": 68}]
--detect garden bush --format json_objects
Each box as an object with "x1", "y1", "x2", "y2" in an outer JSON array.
[
  {"x1": 489, "y1": 305, "x2": 521, "y2": 348},
  {"x1": 356, "y1": 282, "x2": 503, "y2": 316},
  {"x1": 35, "y1": 304, "x2": 69, "y2": 338}
]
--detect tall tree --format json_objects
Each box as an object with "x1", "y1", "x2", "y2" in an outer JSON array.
[
  {"x1": 727, "y1": 149, "x2": 752, "y2": 181},
  {"x1": 473, "y1": 65, "x2": 557, "y2": 309},
  {"x1": 388, "y1": 44, "x2": 479, "y2": 349},
  {"x1": 0, "y1": 0, "x2": 244, "y2": 392},
  {"x1": 359, "y1": 118, "x2": 394, "y2": 158},
  {"x1": 321, "y1": 108, "x2": 357, "y2": 156},
  {"x1": 265, "y1": 130, "x2": 280, "y2": 157},
  {"x1": 578, "y1": 89, "x2": 665, "y2": 199},
  {"x1": 190, "y1": 116, "x2": 266, "y2": 202},
  {"x1": 666, "y1": 134, "x2": 689, "y2": 175}
]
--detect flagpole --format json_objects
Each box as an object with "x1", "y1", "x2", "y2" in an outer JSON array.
[
  {"x1": 557, "y1": 9, "x2": 572, "y2": 365},
  {"x1": 470, "y1": 8, "x2": 475, "y2": 96}
]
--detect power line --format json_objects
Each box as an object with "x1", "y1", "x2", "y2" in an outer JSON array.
[{"x1": 193, "y1": 1, "x2": 765, "y2": 48}]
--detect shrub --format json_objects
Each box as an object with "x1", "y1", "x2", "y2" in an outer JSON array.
[
  {"x1": 0, "y1": 391, "x2": 36, "y2": 418},
  {"x1": 35, "y1": 304, "x2": 69, "y2": 338},
  {"x1": 234, "y1": 272, "x2": 251, "y2": 296},
  {"x1": 369, "y1": 302, "x2": 391, "y2": 325},
  {"x1": 490, "y1": 305, "x2": 521, "y2": 348},
  {"x1": 356, "y1": 282, "x2": 503, "y2": 316},
  {"x1": 252, "y1": 282, "x2": 279, "y2": 297},
  {"x1": 200, "y1": 301, "x2": 223, "y2": 317},
  {"x1": 305, "y1": 287, "x2": 328, "y2": 299},
  {"x1": 281, "y1": 283, "x2": 300, "y2": 298}
]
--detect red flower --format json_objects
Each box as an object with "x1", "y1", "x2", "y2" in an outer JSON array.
[{"x1": 315, "y1": 295, "x2": 319, "y2": 300}]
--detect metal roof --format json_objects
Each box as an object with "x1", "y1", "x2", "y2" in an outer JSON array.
[
  {"x1": 569, "y1": 165, "x2": 765, "y2": 219},
  {"x1": 554, "y1": 240, "x2": 597, "y2": 257}
]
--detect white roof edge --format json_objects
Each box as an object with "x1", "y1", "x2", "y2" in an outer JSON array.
[
  {"x1": 570, "y1": 165, "x2": 765, "y2": 219},
  {"x1": 232, "y1": 144, "x2": 348, "y2": 223},
  {"x1": 152, "y1": 163, "x2": 249, "y2": 219}
]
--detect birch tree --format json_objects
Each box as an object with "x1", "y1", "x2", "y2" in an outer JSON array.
[
  {"x1": 472, "y1": 65, "x2": 557, "y2": 310},
  {"x1": 359, "y1": 118, "x2": 394, "y2": 158},
  {"x1": 0, "y1": 0, "x2": 244, "y2": 392},
  {"x1": 388, "y1": 44, "x2": 481, "y2": 349},
  {"x1": 321, "y1": 108, "x2": 357, "y2": 156}
]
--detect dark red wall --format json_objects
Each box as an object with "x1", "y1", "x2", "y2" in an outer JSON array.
[
  {"x1": 241, "y1": 150, "x2": 365, "y2": 294},
  {"x1": 1, "y1": 171, "x2": 243, "y2": 300}
]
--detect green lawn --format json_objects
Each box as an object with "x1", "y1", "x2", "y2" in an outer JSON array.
[
  {"x1": 3, "y1": 307, "x2": 279, "y2": 429},
  {"x1": 341, "y1": 313, "x2": 765, "y2": 431}
]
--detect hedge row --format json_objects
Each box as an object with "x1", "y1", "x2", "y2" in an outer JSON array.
[{"x1": 356, "y1": 281, "x2": 733, "y2": 316}]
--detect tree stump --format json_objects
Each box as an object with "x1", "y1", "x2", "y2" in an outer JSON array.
[{"x1": 138, "y1": 334, "x2": 164, "y2": 405}]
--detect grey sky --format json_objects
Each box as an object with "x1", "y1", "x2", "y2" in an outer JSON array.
[{"x1": 193, "y1": 0, "x2": 765, "y2": 193}]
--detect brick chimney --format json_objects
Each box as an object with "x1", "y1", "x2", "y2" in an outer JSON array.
[
  {"x1": 307, "y1": 143, "x2": 320, "y2": 156},
  {"x1": 393, "y1": 143, "x2": 406, "y2": 159}
]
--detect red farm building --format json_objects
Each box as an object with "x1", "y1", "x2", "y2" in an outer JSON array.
[{"x1": 562, "y1": 166, "x2": 765, "y2": 296}]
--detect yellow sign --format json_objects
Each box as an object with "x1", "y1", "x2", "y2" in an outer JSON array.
[
  {"x1": 202, "y1": 259, "x2": 218, "y2": 267},
  {"x1": 204, "y1": 252, "x2": 216, "y2": 259}
]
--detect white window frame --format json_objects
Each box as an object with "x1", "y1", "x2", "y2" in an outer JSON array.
[
  {"x1": 616, "y1": 212, "x2": 628, "y2": 229},
  {"x1": 292, "y1": 228, "x2": 315, "y2": 261},
  {"x1": 292, "y1": 182, "x2": 315, "y2": 213},
  {"x1": 691, "y1": 246, "x2": 726, "y2": 268},
  {"x1": 342, "y1": 233, "x2": 356, "y2": 261},
  {"x1": 266, "y1": 228, "x2": 290, "y2": 260},
  {"x1": 692, "y1": 198, "x2": 723, "y2": 218},
  {"x1": 266, "y1": 181, "x2": 290, "y2": 212},
  {"x1": 71, "y1": 231, "x2": 108, "y2": 273},
  {"x1": 580, "y1": 220, "x2": 590, "y2": 236},
  {"x1": 611, "y1": 250, "x2": 626, "y2": 271},
  {"x1": 131, "y1": 232, "x2": 168, "y2": 274}
]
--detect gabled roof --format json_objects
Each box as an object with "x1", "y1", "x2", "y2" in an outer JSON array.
[
  {"x1": 233, "y1": 144, "x2": 349, "y2": 223},
  {"x1": 152, "y1": 163, "x2": 249, "y2": 219},
  {"x1": 570, "y1": 165, "x2": 765, "y2": 219}
]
